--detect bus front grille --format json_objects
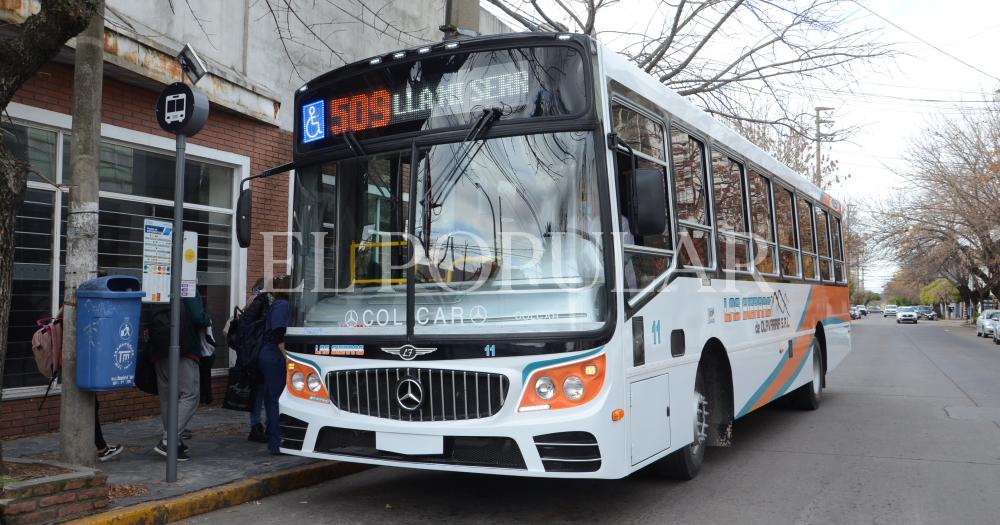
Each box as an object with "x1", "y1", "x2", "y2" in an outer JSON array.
[{"x1": 327, "y1": 368, "x2": 510, "y2": 422}]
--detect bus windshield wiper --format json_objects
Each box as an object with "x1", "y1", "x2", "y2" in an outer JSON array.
[{"x1": 425, "y1": 107, "x2": 502, "y2": 208}]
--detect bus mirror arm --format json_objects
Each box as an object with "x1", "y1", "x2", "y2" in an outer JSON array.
[{"x1": 236, "y1": 161, "x2": 295, "y2": 248}]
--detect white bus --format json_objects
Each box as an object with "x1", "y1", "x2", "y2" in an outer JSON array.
[{"x1": 236, "y1": 33, "x2": 851, "y2": 479}]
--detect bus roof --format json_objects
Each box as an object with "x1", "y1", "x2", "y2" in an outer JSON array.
[{"x1": 597, "y1": 40, "x2": 843, "y2": 216}]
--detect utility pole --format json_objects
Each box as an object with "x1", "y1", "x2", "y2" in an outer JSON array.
[
  {"x1": 814, "y1": 106, "x2": 834, "y2": 188},
  {"x1": 61, "y1": 0, "x2": 104, "y2": 467}
]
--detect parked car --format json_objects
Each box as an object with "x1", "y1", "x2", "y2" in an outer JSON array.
[
  {"x1": 884, "y1": 305, "x2": 898, "y2": 317},
  {"x1": 975, "y1": 311, "x2": 1000, "y2": 337},
  {"x1": 896, "y1": 306, "x2": 918, "y2": 324},
  {"x1": 850, "y1": 307, "x2": 861, "y2": 320},
  {"x1": 991, "y1": 324, "x2": 1000, "y2": 345},
  {"x1": 869, "y1": 305, "x2": 883, "y2": 313},
  {"x1": 915, "y1": 305, "x2": 937, "y2": 320},
  {"x1": 857, "y1": 304, "x2": 868, "y2": 316}
]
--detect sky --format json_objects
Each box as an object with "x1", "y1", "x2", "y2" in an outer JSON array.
[
  {"x1": 818, "y1": 0, "x2": 1000, "y2": 292},
  {"x1": 482, "y1": 0, "x2": 1000, "y2": 293}
]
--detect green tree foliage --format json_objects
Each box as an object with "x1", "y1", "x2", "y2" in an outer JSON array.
[{"x1": 920, "y1": 279, "x2": 960, "y2": 305}]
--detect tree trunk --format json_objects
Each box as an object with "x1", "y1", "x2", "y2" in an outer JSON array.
[
  {"x1": 0, "y1": 0, "x2": 101, "y2": 476},
  {"x1": 60, "y1": 0, "x2": 104, "y2": 468},
  {"x1": 0, "y1": 146, "x2": 28, "y2": 476}
]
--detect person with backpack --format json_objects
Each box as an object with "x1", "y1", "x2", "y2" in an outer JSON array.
[
  {"x1": 258, "y1": 274, "x2": 291, "y2": 455},
  {"x1": 241, "y1": 278, "x2": 269, "y2": 443},
  {"x1": 150, "y1": 288, "x2": 211, "y2": 461}
]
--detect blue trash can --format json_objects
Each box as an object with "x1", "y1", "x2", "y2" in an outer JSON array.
[{"x1": 76, "y1": 275, "x2": 146, "y2": 391}]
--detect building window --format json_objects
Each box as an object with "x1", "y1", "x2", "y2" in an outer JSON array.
[{"x1": 2, "y1": 120, "x2": 239, "y2": 391}]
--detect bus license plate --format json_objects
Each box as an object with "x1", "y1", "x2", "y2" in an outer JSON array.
[{"x1": 375, "y1": 432, "x2": 444, "y2": 455}]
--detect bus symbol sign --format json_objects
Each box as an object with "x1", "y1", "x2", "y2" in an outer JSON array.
[{"x1": 164, "y1": 93, "x2": 186, "y2": 123}]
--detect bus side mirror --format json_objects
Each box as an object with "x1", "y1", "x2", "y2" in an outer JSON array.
[
  {"x1": 632, "y1": 167, "x2": 667, "y2": 237},
  {"x1": 237, "y1": 187, "x2": 252, "y2": 248}
]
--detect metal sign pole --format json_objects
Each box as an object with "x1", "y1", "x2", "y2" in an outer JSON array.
[{"x1": 166, "y1": 133, "x2": 186, "y2": 482}]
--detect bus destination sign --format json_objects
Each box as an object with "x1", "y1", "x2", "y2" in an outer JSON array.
[{"x1": 300, "y1": 69, "x2": 530, "y2": 145}]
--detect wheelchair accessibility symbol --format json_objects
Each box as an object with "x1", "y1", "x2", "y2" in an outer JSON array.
[{"x1": 301, "y1": 100, "x2": 326, "y2": 144}]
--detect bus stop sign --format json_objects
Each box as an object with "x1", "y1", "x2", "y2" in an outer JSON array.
[{"x1": 156, "y1": 82, "x2": 208, "y2": 137}]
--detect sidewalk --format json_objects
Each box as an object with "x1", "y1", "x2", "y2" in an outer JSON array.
[{"x1": 4, "y1": 405, "x2": 361, "y2": 522}]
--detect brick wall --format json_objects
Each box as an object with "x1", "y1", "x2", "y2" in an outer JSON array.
[
  {"x1": 0, "y1": 377, "x2": 228, "y2": 441},
  {"x1": 2, "y1": 61, "x2": 293, "y2": 438},
  {"x1": 0, "y1": 462, "x2": 108, "y2": 525}
]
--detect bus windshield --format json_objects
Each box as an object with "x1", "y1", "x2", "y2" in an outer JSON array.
[{"x1": 289, "y1": 131, "x2": 607, "y2": 337}]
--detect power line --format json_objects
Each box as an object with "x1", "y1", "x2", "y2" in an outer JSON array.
[{"x1": 851, "y1": 1, "x2": 1000, "y2": 83}]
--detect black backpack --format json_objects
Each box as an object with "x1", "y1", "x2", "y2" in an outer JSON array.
[
  {"x1": 148, "y1": 305, "x2": 172, "y2": 361},
  {"x1": 234, "y1": 293, "x2": 270, "y2": 371}
]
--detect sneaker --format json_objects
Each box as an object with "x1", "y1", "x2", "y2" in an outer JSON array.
[
  {"x1": 97, "y1": 444, "x2": 123, "y2": 462},
  {"x1": 153, "y1": 440, "x2": 190, "y2": 461},
  {"x1": 180, "y1": 429, "x2": 192, "y2": 440},
  {"x1": 248, "y1": 424, "x2": 267, "y2": 443}
]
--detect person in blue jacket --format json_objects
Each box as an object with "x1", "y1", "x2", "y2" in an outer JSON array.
[{"x1": 258, "y1": 274, "x2": 291, "y2": 454}]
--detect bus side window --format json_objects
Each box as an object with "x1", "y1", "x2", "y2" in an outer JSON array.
[
  {"x1": 797, "y1": 197, "x2": 818, "y2": 280},
  {"x1": 711, "y1": 150, "x2": 750, "y2": 272},
  {"x1": 833, "y1": 217, "x2": 846, "y2": 282},
  {"x1": 611, "y1": 101, "x2": 672, "y2": 300},
  {"x1": 749, "y1": 170, "x2": 778, "y2": 275},
  {"x1": 775, "y1": 186, "x2": 799, "y2": 278},
  {"x1": 671, "y1": 128, "x2": 712, "y2": 268},
  {"x1": 815, "y1": 207, "x2": 833, "y2": 281}
]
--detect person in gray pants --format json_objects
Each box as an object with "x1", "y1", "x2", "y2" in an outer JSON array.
[{"x1": 152, "y1": 289, "x2": 211, "y2": 461}]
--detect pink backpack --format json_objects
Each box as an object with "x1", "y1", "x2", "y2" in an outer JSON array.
[{"x1": 31, "y1": 309, "x2": 63, "y2": 380}]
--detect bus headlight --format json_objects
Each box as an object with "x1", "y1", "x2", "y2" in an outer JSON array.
[
  {"x1": 290, "y1": 371, "x2": 305, "y2": 391},
  {"x1": 286, "y1": 358, "x2": 330, "y2": 404},
  {"x1": 535, "y1": 376, "x2": 556, "y2": 400},
  {"x1": 518, "y1": 353, "x2": 606, "y2": 412},
  {"x1": 307, "y1": 373, "x2": 323, "y2": 392},
  {"x1": 563, "y1": 376, "x2": 584, "y2": 400}
]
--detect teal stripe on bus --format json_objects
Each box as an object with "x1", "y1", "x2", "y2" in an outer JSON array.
[
  {"x1": 521, "y1": 346, "x2": 605, "y2": 383},
  {"x1": 736, "y1": 342, "x2": 790, "y2": 418}
]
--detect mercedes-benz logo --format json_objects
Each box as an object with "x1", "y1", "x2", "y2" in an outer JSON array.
[
  {"x1": 470, "y1": 305, "x2": 488, "y2": 324},
  {"x1": 344, "y1": 310, "x2": 359, "y2": 327},
  {"x1": 395, "y1": 375, "x2": 424, "y2": 412}
]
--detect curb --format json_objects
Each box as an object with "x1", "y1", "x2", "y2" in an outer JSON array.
[{"x1": 67, "y1": 461, "x2": 368, "y2": 525}]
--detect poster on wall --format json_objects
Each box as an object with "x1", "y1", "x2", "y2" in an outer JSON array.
[{"x1": 142, "y1": 219, "x2": 198, "y2": 302}]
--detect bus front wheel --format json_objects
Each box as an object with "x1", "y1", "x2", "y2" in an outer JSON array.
[{"x1": 656, "y1": 370, "x2": 708, "y2": 480}]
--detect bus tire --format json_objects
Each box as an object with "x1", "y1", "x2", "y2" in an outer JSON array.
[
  {"x1": 656, "y1": 370, "x2": 708, "y2": 480},
  {"x1": 790, "y1": 342, "x2": 823, "y2": 411}
]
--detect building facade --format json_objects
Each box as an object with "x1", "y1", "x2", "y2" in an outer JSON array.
[{"x1": 1, "y1": 0, "x2": 510, "y2": 438}]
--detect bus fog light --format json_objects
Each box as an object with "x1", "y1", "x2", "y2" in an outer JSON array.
[
  {"x1": 291, "y1": 371, "x2": 305, "y2": 391},
  {"x1": 307, "y1": 373, "x2": 322, "y2": 392},
  {"x1": 535, "y1": 376, "x2": 556, "y2": 400},
  {"x1": 563, "y1": 376, "x2": 585, "y2": 400}
]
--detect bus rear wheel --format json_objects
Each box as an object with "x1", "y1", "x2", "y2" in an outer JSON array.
[
  {"x1": 790, "y1": 343, "x2": 823, "y2": 410},
  {"x1": 657, "y1": 371, "x2": 708, "y2": 480}
]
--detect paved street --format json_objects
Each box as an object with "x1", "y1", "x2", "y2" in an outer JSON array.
[{"x1": 182, "y1": 317, "x2": 1000, "y2": 525}]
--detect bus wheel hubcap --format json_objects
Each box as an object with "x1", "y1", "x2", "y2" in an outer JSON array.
[{"x1": 693, "y1": 389, "x2": 709, "y2": 453}]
